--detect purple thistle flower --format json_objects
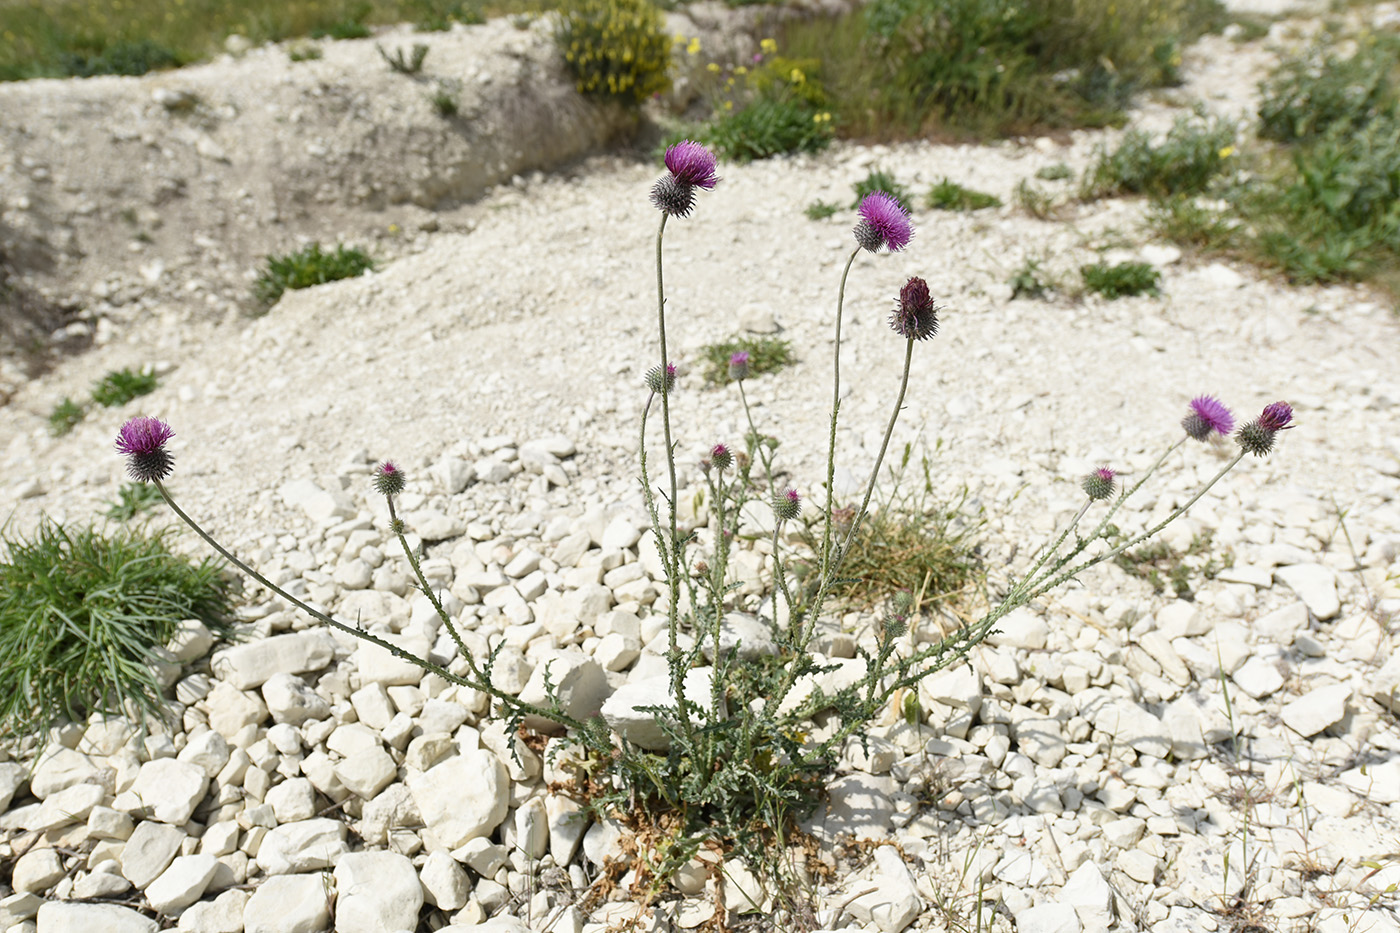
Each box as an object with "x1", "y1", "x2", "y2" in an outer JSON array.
[
  {"x1": 646, "y1": 362, "x2": 678, "y2": 394},
  {"x1": 114, "y1": 416, "x2": 175, "y2": 483},
  {"x1": 664, "y1": 140, "x2": 719, "y2": 189},
  {"x1": 728, "y1": 351, "x2": 750, "y2": 381},
  {"x1": 710, "y1": 444, "x2": 732, "y2": 471},
  {"x1": 853, "y1": 191, "x2": 913, "y2": 253},
  {"x1": 373, "y1": 461, "x2": 406, "y2": 497},
  {"x1": 773, "y1": 487, "x2": 802, "y2": 521},
  {"x1": 1235, "y1": 401, "x2": 1294, "y2": 457},
  {"x1": 1182, "y1": 394, "x2": 1235, "y2": 442},
  {"x1": 890, "y1": 276, "x2": 940, "y2": 341},
  {"x1": 1081, "y1": 467, "x2": 1116, "y2": 501}
]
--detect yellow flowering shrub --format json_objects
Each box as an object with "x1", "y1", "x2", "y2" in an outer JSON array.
[{"x1": 557, "y1": 0, "x2": 671, "y2": 105}]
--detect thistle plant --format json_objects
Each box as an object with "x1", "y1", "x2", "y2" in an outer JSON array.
[{"x1": 111, "y1": 140, "x2": 1297, "y2": 893}]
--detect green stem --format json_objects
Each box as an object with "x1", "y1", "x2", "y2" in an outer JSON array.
[
  {"x1": 813, "y1": 248, "x2": 860, "y2": 615},
  {"x1": 738, "y1": 380, "x2": 775, "y2": 494}
]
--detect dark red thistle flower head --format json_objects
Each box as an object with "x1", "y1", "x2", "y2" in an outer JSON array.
[
  {"x1": 890, "y1": 276, "x2": 940, "y2": 341},
  {"x1": 373, "y1": 461, "x2": 406, "y2": 497},
  {"x1": 1182, "y1": 395, "x2": 1235, "y2": 442},
  {"x1": 1258, "y1": 401, "x2": 1294, "y2": 431},
  {"x1": 853, "y1": 192, "x2": 913, "y2": 253},
  {"x1": 114, "y1": 416, "x2": 175, "y2": 483}
]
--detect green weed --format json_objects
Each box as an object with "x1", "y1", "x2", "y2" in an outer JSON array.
[
  {"x1": 378, "y1": 41, "x2": 428, "y2": 74},
  {"x1": 1082, "y1": 114, "x2": 1237, "y2": 200},
  {"x1": 0, "y1": 520, "x2": 233, "y2": 741},
  {"x1": 102, "y1": 482, "x2": 165, "y2": 522},
  {"x1": 925, "y1": 178, "x2": 1001, "y2": 211},
  {"x1": 286, "y1": 41, "x2": 323, "y2": 61},
  {"x1": 1014, "y1": 179, "x2": 1060, "y2": 219},
  {"x1": 699, "y1": 335, "x2": 794, "y2": 384},
  {"x1": 1008, "y1": 256, "x2": 1051, "y2": 300},
  {"x1": 1113, "y1": 532, "x2": 1231, "y2": 597},
  {"x1": 701, "y1": 98, "x2": 832, "y2": 162},
  {"x1": 1081, "y1": 261, "x2": 1161, "y2": 298},
  {"x1": 1036, "y1": 162, "x2": 1073, "y2": 181},
  {"x1": 804, "y1": 200, "x2": 840, "y2": 220},
  {"x1": 429, "y1": 82, "x2": 461, "y2": 116},
  {"x1": 90, "y1": 367, "x2": 159, "y2": 409},
  {"x1": 1146, "y1": 195, "x2": 1241, "y2": 250},
  {"x1": 852, "y1": 168, "x2": 913, "y2": 212},
  {"x1": 253, "y1": 243, "x2": 375, "y2": 307},
  {"x1": 1258, "y1": 33, "x2": 1400, "y2": 145},
  {"x1": 49, "y1": 397, "x2": 85, "y2": 437}
]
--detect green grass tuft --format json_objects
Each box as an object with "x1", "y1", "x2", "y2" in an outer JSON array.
[
  {"x1": 1082, "y1": 261, "x2": 1161, "y2": 299},
  {"x1": 102, "y1": 482, "x2": 166, "y2": 522},
  {"x1": 852, "y1": 168, "x2": 913, "y2": 212},
  {"x1": 49, "y1": 397, "x2": 85, "y2": 437},
  {"x1": 699, "y1": 335, "x2": 794, "y2": 385},
  {"x1": 90, "y1": 367, "x2": 159, "y2": 408},
  {"x1": 1082, "y1": 114, "x2": 1237, "y2": 200},
  {"x1": 925, "y1": 178, "x2": 1002, "y2": 211},
  {"x1": 700, "y1": 98, "x2": 833, "y2": 163},
  {"x1": 804, "y1": 200, "x2": 840, "y2": 220},
  {"x1": 1008, "y1": 256, "x2": 1051, "y2": 300},
  {"x1": 253, "y1": 243, "x2": 375, "y2": 307},
  {"x1": 0, "y1": 520, "x2": 234, "y2": 741}
]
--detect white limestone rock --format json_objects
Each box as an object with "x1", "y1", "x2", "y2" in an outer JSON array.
[
  {"x1": 1060, "y1": 861, "x2": 1114, "y2": 928},
  {"x1": 146, "y1": 854, "x2": 220, "y2": 915},
  {"x1": 29, "y1": 746, "x2": 113, "y2": 800},
  {"x1": 212, "y1": 630, "x2": 337, "y2": 690},
  {"x1": 1274, "y1": 563, "x2": 1341, "y2": 620},
  {"x1": 1366, "y1": 653, "x2": 1400, "y2": 713},
  {"x1": 176, "y1": 888, "x2": 248, "y2": 932},
  {"x1": 517, "y1": 650, "x2": 611, "y2": 732},
  {"x1": 844, "y1": 845, "x2": 924, "y2": 932},
  {"x1": 262, "y1": 672, "x2": 332, "y2": 725},
  {"x1": 177, "y1": 729, "x2": 231, "y2": 779},
  {"x1": 333, "y1": 850, "x2": 423, "y2": 933},
  {"x1": 205, "y1": 681, "x2": 270, "y2": 736},
  {"x1": 354, "y1": 632, "x2": 432, "y2": 687},
  {"x1": 30, "y1": 781, "x2": 105, "y2": 831},
  {"x1": 266, "y1": 777, "x2": 318, "y2": 823},
  {"x1": 36, "y1": 902, "x2": 158, "y2": 933},
  {"x1": 334, "y1": 747, "x2": 399, "y2": 799},
  {"x1": 803, "y1": 773, "x2": 896, "y2": 845},
  {"x1": 405, "y1": 750, "x2": 508, "y2": 849},
  {"x1": 420, "y1": 850, "x2": 471, "y2": 910},
  {"x1": 167, "y1": 619, "x2": 216, "y2": 663},
  {"x1": 1280, "y1": 684, "x2": 1351, "y2": 737},
  {"x1": 988, "y1": 608, "x2": 1049, "y2": 650},
  {"x1": 121, "y1": 820, "x2": 186, "y2": 888},
  {"x1": 12, "y1": 848, "x2": 65, "y2": 894},
  {"x1": 600, "y1": 667, "x2": 715, "y2": 751},
  {"x1": 115, "y1": 758, "x2": 208, "y2": 825},
  {"x1": 242, "y1": 874, "x2": 331, "y2": 933},
  {"x1": 255, "y1": 818, "x2": 348, "y2": 874},
  {"x1": 1014, "y1": 903, "x2": 1082, "y2": 933}
]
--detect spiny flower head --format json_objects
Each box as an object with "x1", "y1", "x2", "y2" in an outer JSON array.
[
  {"x1": 1082, "y1": 467, "x2": 1116, "y2": 501},
  {"x1": 890, "y1": 276, "x2": 940, "y2": 340},
  {"x1": 646, "y1": 362, "x2": 677, "y2": 394},
  {"x1": 651, "y1": 141, "x2": 719, "y2": 217},
  {"x1": 728, "y1": 351, "x2": 750, "y2": 381},
  {"x1": 709, "y1": 444, "x2": 732, "y2": 471},
  {"x1": 373, "y1": 461, "x2": 406, "y2": 497},
  {"x1": 1236, "y1": 401, "x2": 1294, "y2": 457},
  {"x1": 114, "y1": 416, "x2": 175, "y2": 483},
  {"x1": 772, "y1": 487, "x2": 801, "y2": 521},
  {"x1": 853, "y1": 191, "x2": 913, "y2": 253},
  {"x1": 1182, "y1": 395, "x2": 1235, "y2": 442}
]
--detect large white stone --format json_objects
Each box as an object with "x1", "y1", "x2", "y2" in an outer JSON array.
[
  {"x1": 266, "y1": 777, "x2": 318, "y2": 823},
  {"x1": 1080, "y1": 694, "x2": 1171, "y2": 758},
  {"x1": 334, "y1": 747, "x2": 399, "y2": 800},
  {"x1": 262, "y1": 672, "x2": 332, "y2": 725},
  {"x1": 600, "y1": 667, "x2": 715, "y2": 751},
  {"x1": 803, "y1": 773, "x2": 895, "y2": 845},
  {"x1": 278, "y1": 479, "x2": 355, "y2": 525},
  {"x1": 333, "y1": 851, "x2": 423, "y2": 933},
  {"x1": 1014, "y1": 903, "x2": 1082, "y2": 933},
  {"x1": 517, "y1": 650, "x2": 611, "y2": 732},
  {"x1": 359, "y1": 783, "x2": 421, "y2": 846},
  {"x1": 1061, "y1": 861, "x2": 1113, "y2": 928},
  {"x1": 213, "y1": 631, "x2": 337, "y2": 690},
  {"x1": 988, "y1": 608, "x2": 1049, "y2": 650},
  {"x1": 176, "y1": 888, "x2": 248, "y2": 932},
  {"x1": 419, "y1": 850, "x2": 470, "y2": 910},
  {"x1": 177, "y1": 729, "x2": 232, "y2": 778},
  {"x1": 700, "y1": 612, "x2": 778, "y2": 661},
  {"x1": 546, "y1": 793, "x2": 588, "y2": 866},
  {"x1": 30, "y1": 781, "x2": 105, "y2": 831},
  {"x1": 29, "y1": 746, "x2": 113, "y2": 800},
  {"x1": 844, "y1": 845, "x2": 923, "y2": 932},
  {"x1": 205, "y1": 681, "x2": 269, "y2": 736},
  {"x1": 0, "y1": 761, "x2": 27, "y2": 811},
  {"x1": 243, "y1": 874, "x2": 331, "y2": 933},
  {"x1": 1280, "y1": 684, "x2": 1351, "y2": 737},
  {"x1": 1274, "y1": 564, "x2": 1341, "y2": 620},
  {"x1": 355, "y1": 632, "x2": 431, "y2": 687},
  {"x1": 255, "y1": 818, "x2": 348, "y2": 875},
  {"x1": 1366, "y1": 653, "x2": 1400, "y2": 713},
  {"x1": 121, "y1": 820, "x2": 186, "y2": 888},
  {"x1": 146, "y1": 854, "x2": 220, "y2": 915},
  {"x1": 405, "y1": 751, "x2": 508, "y2": 849},
  {"x1": 36, "y1": 902, "x2": 158, "y2": 933},
  {"x1": 116, "y1": 757, "x2": 208, "y2": 825},
  {"x1": 12, "y1": 848, "x2": 65, "y2": 894}
]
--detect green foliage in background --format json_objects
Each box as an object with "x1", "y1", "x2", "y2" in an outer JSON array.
[
  {"x1": 699, "y1": 335, "x2": 794, "y2": 384},
  {"x1": 851, "y1": 168, "x2": 913, "y2": 212},
  {"x1": 253, "y1": 243, "x2": 375, "y2": 307},
  {"x1": 0, "y1": 520, "x2": 233, "y2": 741},
  {"x1": 102, "y1": 482, "x2": 166, "y2": 522},
  {"x1": 1082, "y1": 260, "x2": 1161, "y2": 298},
  {"x1": 91, "y1": 366, "x2": 159, "y2": 408},
  {"x1": 926, "y1": 178, "x2": 1001, "y2": 211},
  {"x1": 556, "y1": 0, "x2": 670, "y2": 105},
  {"x1": 686, "y1": 50, "x2": 835, "y2": 162},
  {"x1": 1082, "y1": 114, "x2": 1237, "y2": 200}
]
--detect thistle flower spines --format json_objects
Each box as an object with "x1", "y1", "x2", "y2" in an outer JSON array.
[
  {"x1": 1236, "y1": 401, "x2": 1294, "y2": 457},
  {"x1": 651, "y1": 140, "x2": 718, "y2": 217},
  {"x1": 890, "y1": 276, "x2": 940, "y2": 340},
  {"x1": 1182, "y1": 394, "x2": 1235, "y2": 442},
  {"x1": 114, "y1": 416, "x2": 176, "y2": 483},
  {"x1": 374, "y1": 461, "x2": 406, "y2": 497},
  {"x1": 710, "y1": 444, "x2": 732, "y2": 471},
  {"x1": 728, "y1": 351, "x2": 750, "y2": 381},
  {"x1": 646, "y1": 362, "x2": 678, "y2": 394},
  {"x1": 1082, "y1": 467, "x2": 1116, "y2": 501},
  {"x1": 772, "y1": 488, "x2": 801, "y2": 521}
]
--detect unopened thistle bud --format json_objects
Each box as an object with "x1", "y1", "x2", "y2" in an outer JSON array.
[
  {"x1": 645, "y1": 362, "x2": 677, "y2": 394},
  {"x1": 373, "y1": 461, "x2": 406, "y2": 497},
  {"x1": 1236, "y1": 401, "x2": 1294, "y2": 457},
  {"x1": 1082, "y1": 467, "x2": 1116, "y2": 501},
  {"x1": 728, "y1": 351, "x2": 750, "y2": 381},
  {"x1": 710, "y1": 444, "x2": 732, "y2": 471},
  {"x1": 114, "y1": 416, "x2": 175, "y2": 483},
  {"x1": 890, "y1": 276, "x2": 940, "y2": 340},
  {"x1": 772, "y1": 488, "x2": 801, "y2": 521},
  {"x1": 1182, "y1": 394, "x2": 1235, "y2": 442},
  {"x1": 853, "y1": 191, "x2": 913, "y2": 253}
]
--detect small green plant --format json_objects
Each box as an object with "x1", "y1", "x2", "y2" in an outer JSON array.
[
  {"x1": 1147, "y1": 195, "x2": 1240, "y2": 250},
  {"x1": 1082, "y1": 114, "x2": 1237, "y2": 200},
  {"x1": 1014, "y1": 179, "x2": 1059, "y2": 219},
  {"x1": 410, "y1": 0, "x2": 484, "y2": 30},
  {"x1": 852, "y1": 168, "x2": 912, "y2": 212},
  {"x1": 429, "y1": 82, "x2": 461, "y2": 116},
  {"x1": 0, "y1": 520, "x2": 233, "y2": 741},
  {"x1": 702, "y1": 99, "x2": 832, "y2": 162},
  {"x1": 49, "y1": 397, "x2": 85, "y2": 436},
  {"x1": 925, "y1": 178, "x2": 1001, "y2": 211},
  {"x1": 287, "y1": 41, "x2": 323, "y2": 62},
  {"x1": 91, "y1": 368, "x2": 159, "y2": 409},
  {"x1": 556, "y1": 0, "x2": 671, "y2": 105},
  {"x1": 1082, "y1": 260, "x2": 1160, "y2": 298},
  {"x1": 313, "y1": 2, "x2": 374, "y2": 41},
  {"x1": 253, "y1": 243, "x2": 375, "y2": 307},
  {"x1": 59, "y1": 39, "x2": 181, "y2": 78},
  {"x1": 378, "y1": 42, "x2": 429, "y2": 74},
  {"x1": 700, "y1": 335, "x2": 794, "y2": 384},
  {"x1": 804, "y1": 200, "x2": 840, "y2": 220},
  {"x1": 1035, "y1": 162, "x2": 1073, "y2": 181},
  {"x1": 102, "y1": 482, "x2": 166, "y2": 522},
  {"x1": 1008, "y1": 256, "x2": 1051, "y2": 300},
  {"x1": 1258, "y1": 34, "x2": 1400, "y2": 145}
]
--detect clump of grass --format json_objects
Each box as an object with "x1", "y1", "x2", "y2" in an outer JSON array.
[
  {"x1": 409, "y1": 0, "x2": 484, "y2": 30},
  {"x1": 287, "y1": 41, "x2": 323, "y2": 62},
  {"x1": 700, "y1": 335, "x2": 794, "y2": 384},
  {"x1": 804, "y1": 200, "x2": 840, "y2": 220},
  {"x1": 1114, "y1": 532, "x2": 1231, "y2": 598},
  {"x1": 1036, "y1": 162, "x2": 1073, "y2": 181},
  {"x1": 91, "y1": 367, "x2": 159, "y2": 409},
  {"x1": 102, "y1": 482, "x2": 166, "y2": 522},
  {"x1": 1258, "y1": 34, "x2": 1399, "y2": 145},
  {"x1": 1082, "y1": 114, "x2": 1237, "y2": 200},
  {"x1": 1014, "y1": 179, "x2": 1060, "y2": 219},
  {"x1": 59, "y1": 39, "x2": 181, "y2": 78},
  {"x1": 378, "y1": 42, "x2": 428, "y2": 74},
  {"x1": 1147, "y1": 195, "x2": 1241, "y2": 250},
  {"x1": 1082, "y1": 261, "x2": 1161, "y2": 298},
  {"x1": 49, "y1": 397, "x2": 85, "y2": 437},
  {"x1": 701, "y1": 98, "x2": 833, "y2": 162},
  {"x1": 926, "y1": 178, "x2": 1001, "y2": 211},
  {"x1": 253, "y1": 243, "x2": 375, "y2": 307},
  {"x1": 429, "y1": 81, "x2": 461, "y2": 116},
  {"x1": 0, "y1": 520, "x2": 233, "y2": 741},
  {"x1": 1008, "y1": 256, "x2": 1051, "y2": 300},
  {"x1": 852, "y1": 168, "x2": 913, "y2": 212}
]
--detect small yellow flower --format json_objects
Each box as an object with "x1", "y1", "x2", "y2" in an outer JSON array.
[
  {"x1": 789, "y1": 68, "x2": 805, "y2": 84},
  {"x1": 760, "y1": 38, "x2": 777, "y2": 55},
  {"x1": 686, "y1": 37, "x2": 700, "y2": 55},
  {"x1": 707, "y1": 62, "x2": 720, "y2": 73},
  {"x1": 733, "y1": 65, "x2": 747, "y2": 75},
  {"x1": 1219, "y1": 145, "x2": 1236, "y2": 159},
  {"x1": 388, "y1": 223, "x2": 400, "y2": 234},
  {"x1": 724, "y1": 100, "x2": 733, "y2": 111}
]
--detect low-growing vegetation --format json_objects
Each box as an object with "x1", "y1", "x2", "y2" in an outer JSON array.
[
  {"x1": 925, "y1": 177, "x2": 1001, "y2": 211},
  {"x1": 253, "y1": 242, "x2": 376, "y2": 307},
  {"x1": 91, "y1": 366, "x2": 159, "y2": 408},
  {"x1": 852, "y1": 167, "x2": 913, "y2": 212},
  {"x1": 556, "y1": 0, "x2": 671, "y2": 105},
  {"x1": 48, "y1": 397, "x2": 85, "y2": 437},
  {"x1": 1113, "y1": 532, "x2": 1232, "y2": 598},
  {"x1": 102, "y1": 481, "x2": 166, "y2": 522},
  {"x1": 1082, "y1": 260, "x2": 1161, "y2": 298},
  {"x1": 699, "y1": 335, "x2": 794, "y2": 384},
  {"x1": 378, "y1": 41, "x2": 429, "y2": 74},
  {"x1": 1081, "y1": 114, "x2": 1237, "y2": 200},
  {"x1": 0, "y1": 520, "x2": 233, "y2": 741}
]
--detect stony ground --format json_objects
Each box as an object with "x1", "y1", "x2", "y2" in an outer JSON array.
[{"x1": 1, "y1": 2, "x2": 1399, "y2": 933}]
